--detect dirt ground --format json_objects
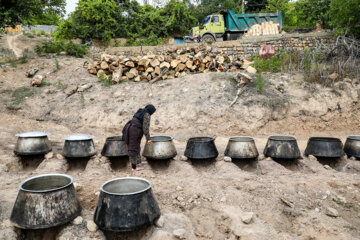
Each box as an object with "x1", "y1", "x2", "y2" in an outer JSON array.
[{"x1": 0, "y1": 33, "x2": 360, "y2": 240}]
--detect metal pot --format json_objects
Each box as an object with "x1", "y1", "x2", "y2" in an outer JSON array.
[
  {"x1": 101, "y1": 136, "x2": 128, "y2": 157},
  {"x1": 62, "y1": 134, "x2": 97, "y2": 158},
  {"x1": 10, "y1": 174, "x2": 82, "y2": 229},
  {"x1": 263, "y1": 135, "x2": 301, "y2": 159},
  {"x1": 142, "y1": 136, "x2": 177, "y2": 160},
  {"x1": 94, "y1": 177, "x2": 160, "y2": 232},
  {"x1": 224, "y1": 136, "x2": 259, "y2": 159},
  {"x1": 184, "y1": 137, "x2": 218, "y2": 160},
  {"x1": 344, "y1": 135, "x2": 360, "y2": 159},
  {"x1": 14, "y1": 132, "x2": 52, "y2": 156},
  {"x1": 305, "y1": 137, "x2": 345, "y2": 158}
]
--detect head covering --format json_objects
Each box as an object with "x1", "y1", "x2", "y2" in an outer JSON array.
[{"x1": 133, "y1": 104, "x2": 156, "y2": 121}]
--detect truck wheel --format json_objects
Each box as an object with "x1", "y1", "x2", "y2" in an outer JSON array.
[{"x1": 202, "y1": 34, "x2": 215, "y2": 43}]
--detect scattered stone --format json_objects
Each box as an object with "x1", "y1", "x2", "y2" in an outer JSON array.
[
  {"x1": 180, "y1": 155, "x2": 188, "y2": 161},
  {"x1": 72, "y1": 216, "x2": 83, "y2": 225},
  {"x1": 173, "y1": 228, "x2": 186, "y2": 239},
  {"x1": 86, "y1": 220, "x2": 98, "y2": 232},
  {"x1": 44, "y1": 152, "x2": 53, "y2": 159},
  {"x1": 56, "y1": 153, "x2": 64, "y2": 160},
  {"x1": 31, "y1": 75, "x2": 44, "y2": 87},
  {"x1": 176, "y1": 186, "x2": 183, "y2": 191},
  {"x1": 220, "y1": 197, "x2": 226, "y2": 203},
  {"x1": 315, "y1": 208, "x2": 320, "y2": 212},
  {"x1": 325, "y1": 207, "x2": 339, "y2": 217},
  {"x1": 246, "y1": 66, "x2": 257, "y2": 74},
  {"x1": 349, "y1": 156, "x2": 356, "y2": 161},
  {"x1": 308, "y1": 155, "x2": 317, "y2": 161},
  {"x1": 241, "y1": 212, "x2": 254, "y2": 224},
  {"x1": 224, "y1": 156, "x2": 232, "y2": 162},
  {"x1": 73, "y1": 182, "x2": 82, "y2": 191},
  {"x1": 258, "y1": 154, "x2": 265, "y2": 160},
  {"x1": 95, "y1": 191, "x2": 100, "y2": 196},
  {"x1": 26, "y1": 68, "x2": 39, "y2": 78},
  {"x1": 324, "y1": 165, "x2": 331, "y2": 170},
  {"x1": 329, "y1": 72, "x2": 339, "y2": 80},
  {"x1": 177, "y1": 196, "x2": 184, "y2": 201},
  {"x1": 155, "y1": 215, "x2": 165, "y2": 228}
]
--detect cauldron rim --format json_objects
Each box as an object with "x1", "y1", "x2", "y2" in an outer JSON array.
[
  {"x1": 100, "y1": 177, "x2": 152, "y2": 196},
  {"x1": 268, "y1": 135, "x2": 297, "y2": 141},
  {"x1": 19, "y1": 174, "x2": 73, "y2": 193},
  {"x1": 150, "y1": 135, "x2": 173, "y2": 142},
  {"x1": 308, "y1": 137, "x2": 341, "y2": 142},
  {"x1": 229, "y1": 136, "x2": 254, "y2": 142},
  {"x1": 64, "y1": 134, "x2": 93, "y2": 141},
  {"x1": 16, "y1": 131, "x2": 49, "y2": 138},
  {"x1": 187, "y1": 136, "x2": 214, "y2": 142},
  {"x1": 106, "y1": 136, "x2": 124, "y2": 141},
  {"x1": 347, "y1": 135, "x2": 360, "y2": 141}
]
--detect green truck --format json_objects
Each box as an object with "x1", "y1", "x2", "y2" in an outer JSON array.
[{"x1": 184, "y1": 9, "x2": 283, "y2": 42}]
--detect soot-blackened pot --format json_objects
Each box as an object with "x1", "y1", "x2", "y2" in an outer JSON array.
[
  {"x1": 224, "y1": 136, "x2": 259, "y2": 159},
  {"x1": 304, "y1": 137, "x2": 345, "y2": 158},
  {"x1": 142, "y1": 136, "x2": 177, "y2": 160},
  {"x1": 101, "y1": 136, "x2": 128, "y2": 157},
  {"x1": 62, "y1": 134, "x2": 97, "y2": 158},
  {"x1": 10, "y1": 174, "x2": 81, "y2": 229},
  {"x1": 263, "y1": 135, "x2": 301, "y2": 159},
  {"x1": 184, "y1": 137, "x2": 218, "y2": 160},
  {"x1": 94, "y1": 177, "x2": 160, "y2": 232},
  {"x1": 344, "y1": 135, "x2": 360, "y2": 159},
  {"x1": 14, "y1": 132, "x2": 52, "y2": 156}
]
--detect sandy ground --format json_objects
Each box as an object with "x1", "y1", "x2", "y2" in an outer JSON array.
[{"x1": 0, "y1": 34, "x2": 360, "y2": 240}]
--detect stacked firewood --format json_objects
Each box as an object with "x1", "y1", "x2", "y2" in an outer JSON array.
[
  {"x1": 244, "y1": 21, "x2": 281, "y2": 37},
  {"x1": 86, "y1": 49, "x2": 254, "y2": 83}
]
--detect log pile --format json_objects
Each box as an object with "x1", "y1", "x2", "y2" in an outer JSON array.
[
  {"x1": 86, "y1": 48, "x2": 254, "y2": 83},
  {"x1": 244, "y1": 21, "x2": 281, "y2": 37}
]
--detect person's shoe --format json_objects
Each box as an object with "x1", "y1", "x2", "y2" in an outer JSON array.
[{"x1": 131, "y1": 167, "x2": 144, "y2": 172}]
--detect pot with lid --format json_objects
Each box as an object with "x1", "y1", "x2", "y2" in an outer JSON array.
[
  {"x1": 94, "y1": 177, "x2": 160, "y2": 232},
  {"x1": 14, "y1": 132, "x2": 52, "y2": 156},
  {"x1": 142, "y1": 136, "x2": 177, "y2": 160},
  {"x1": 101, "y1": 136, "x2": 128, "y2": 157},
  {"x1": 62, "y1": 134, "x2": 97, "y2": 158},
  {"x1": 304, "y1": 137, "x2": 345, "y2": 158},
  {"x1": 184, "y1": 136, "x2": 218, "y2": 160},
  {"x1": 263, "y1": 135, "x2": 301, "y2": 159},
  {"x1": 10, "y1": 174, "x2": 82, "y2": 229},
  {"x1": 344, "y1": 135, "x2": 360, "y2": 159},
  {"x1": 225, "y1": 136, "x2": 259, "y2": 159}
]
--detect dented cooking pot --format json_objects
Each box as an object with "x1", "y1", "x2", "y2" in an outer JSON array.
[
  {"x1": 344, "y1": 135, "x2": 360, "y2": 159},
  {"x1": 94, "y1": 177, "x2": 160, "y2": 232},
  {"x1": 184, "y1": 136, "x2": 218, "y2": 160},
  {"x1": 10, "y1": 174, "x2": 82, "y2": 229},
  {"x1": 304, "y1": 137, "x2": 345, "y2": 158},
  {"x1": 62, "y1": 134, "x2": 97, "y2": 158},
  {"x1": 101, "y1": 136, "x2": 128, "y2": 157},
  {"x1": 263, "y1": 135, "x2": 301, "y2": 159},
  {"x1": 14, "y1": 132, "x2": 52, "y2": 156},
  {"x1": 142, "y1": 136, "x2": 177, "y2": 160},
  {"x1": 224, "y1": 136, "x2": 259, "y2": 159}
]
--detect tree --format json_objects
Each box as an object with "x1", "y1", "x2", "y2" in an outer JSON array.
[
  {"x1": 0, "y1": 0, "x2": 65, "y2": 28},
  {"x1": 294, "y1": 0, "x2": 331, "y2": 28},
  {"x1": 329, "y1": 0, "x2": 360, "y2": 37}
]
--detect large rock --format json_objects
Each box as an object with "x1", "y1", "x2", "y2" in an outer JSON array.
[
  {"x1": 26, "y1": 68, "x2": 39, "y2": 78},
  {"x1": 57, "y1": 223, "x2": 105, "y2": 240},
  {"x1": 31, "y1": 75, "x2": 44, "y2": 87},
  {"x1": 325, "y1": 207, "x2": 339, "y2": 217}
]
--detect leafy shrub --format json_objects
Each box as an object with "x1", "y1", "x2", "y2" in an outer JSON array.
[
  {"x1": 34, "y1": 41, "x2": 88, "y2": 57},
  {"x1": 255, "y1": 73, "x2": 266, "y2": 93}
]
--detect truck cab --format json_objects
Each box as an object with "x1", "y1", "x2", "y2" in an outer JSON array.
[{"x1": 190, "y1": 14, "x2": 226, "y2": 42}]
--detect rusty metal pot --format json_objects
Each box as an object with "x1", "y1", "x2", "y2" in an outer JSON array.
[
  {"x1": 264, "y1": 135, "x2": 301, "y2": 159},
  {"x1": 94, "y1": 177, "x2": 160, "y2": 232},
  {"x1": 62, "y1": 134, "x2": 97, "y2": 158},
  {"x1": 184, "y1": 137, "x2": 218, "y2": 160},
  {"x1": 14, "y1": 132, "x2": 52, "y2": 156},
  {"x1": 224, "y1": 136, "x2": 259, "y2": 159},
  {"x1": 344, "y1": 135, "x2": 360, "y2": 159},
  {"x1": 142, "y1": 136, "x2": 177, "y2": 160},
  {"x1": 10, "y1": 174, "x2": 82, "y2": 229},
  {"x1": 101, "y1": 136, "x2": 128, "y2": 157},
  {"x1": 304, "y1": 137, "x2": 345, "y2": 158}
]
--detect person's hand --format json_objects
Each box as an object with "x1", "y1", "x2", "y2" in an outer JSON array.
[{"x1": 147, "y1": 140, "x2": 152, "y2": 145}]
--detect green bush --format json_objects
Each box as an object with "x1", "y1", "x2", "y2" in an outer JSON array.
[
  {"x1": 34, "y1": 41, "x2": 88, "y2": 57},
  {"x1": 255, "y1": 73, "x2": 266, "y2": 93}
]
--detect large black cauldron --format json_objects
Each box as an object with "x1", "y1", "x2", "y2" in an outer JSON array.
[
  {"x1": 344, "y1": 135, "x2": 360, "y2": 159},
  {"x1": 263, "y1": 135, "x2": 301, "y2": 159},
  {"x1": 10, "y1": 174, "x2": 81, "y2": 229},
  {"x1": 14, "y1": 132, "x2": 52, "y2": 156},
  {"x1": 184, "y1": 137, "x2": 218, "y2": 160},
  {"x1": 304, "y1": 137, "x2": 345, "y2": 158},
  {"x1": 142, "y1": 136, "x2": 177, "y2": 160},
  {"x1": 94, "y1": 177, "x2": 160, "y2": 232},
  {"x1": 62, "y1": 134, "x2": 97, "y2": 158},
  {"x1": 101, "y1": 136, "x2": 128, "y2": 157},
  {"x1": 224, "y1": 136, "x2": 259, "y2": 159}
]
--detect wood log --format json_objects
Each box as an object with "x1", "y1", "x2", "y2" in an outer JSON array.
[
  {"x1": 112, "y1": 66, "x2": 123, "y2": 83},
  {"x1": 203, "y1": 56, "x2": 212, "y2": 63},
  {"x1": 100, "y1": 61, "x2": 109, "y2": 70},
  {"x1": 180, "y1": 55, "x2": 188, "y2": 63},
  {"x1": 217, "y1": 56, "x2": 225, "y2": 64},
  {"x1": 170, "y1": 60, "x2": 180, "y2": 68},
  {"x1": 199, "y1": 63, "x2": 205, "y2": 72},
  {"x1": 101, "y1": 54, "x2": 111, "y2": 62},
  {"x1": 125, "y1": 61, "x2": 135, "y2": 68},
  {"x1": 138, "y1": 59, "x2": 150, "y2": 67},
  {"x1": 176, "y1": 63, "x2": 186, "y2": 72},
  {"x1": 146, "y1": 67, "x2": 154, "y2": 73},
  {"x1": 217, "y1": 64, "x2": 224, "y2": 72},
  {"x1": 147, "y1": 51, "x2": 156, "y2": 59},
  {"x1": 137, "y1": 65, "x2": 146, "y2": 71},
  {"x1": 160, "y1": 62, "x2": 170, "y2": 69},
  {"x1": 109, "y1": 64, "x2": 117, "y2": 72},
  {"x1": 88, "y1": 68, "x2": 97, "y2": 75},
  {"x1": 150, "y1": 59, "x2": 160, "y2": 67},
  {"x1": 186, "y1": 61, "x2": 193, "y2": 69},
  {"x1": 97, "y1": 70, "x2": 108, "y2": 80},
  {"x1": 154, "y1": 66, "x2": 161, "y2": 75},
  {"x1": 122, "y1": 76, "x2": 129, "y2": 81},
  {"x1": 149, "y1": 69, "x2": 168, "y2": 84},
  {"x1": 165, "y1": 55, "x2": 172, "y2": 63},
  {"x1": 157, "y1": 55, "x2": 165, "y2": 62},
  {"x1": 193, "y1": 58, "x2": 201, "y2": 66},
  {"x1": 77, "y1": 84, "x2": 93, "y2": 92},
  {"x1": 134, "y1": 76, "x2": 141, "y2": 82}
]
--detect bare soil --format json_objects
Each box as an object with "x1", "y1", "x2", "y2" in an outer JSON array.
[{"x1": 0, "y1": 34, "x2": 360, "y2": 240}]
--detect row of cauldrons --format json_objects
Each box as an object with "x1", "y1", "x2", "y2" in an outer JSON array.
[
  {"x1": 11, "y1": 174, "x2": 160, "y2": 231},
  {"x1": 14, "y1": 132, "x2": 360, "y2": 159}
]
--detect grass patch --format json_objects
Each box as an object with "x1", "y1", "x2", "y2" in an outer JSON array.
[
  {"x1": 56, "y1": 80, "x2": 67, "y2": 90},
  {"x1": 39, "y1": 81, "x2": 51, "y2": 87},
  {"x1": 80, "y1": 92, "x2": 85, "y2": 105},
  {"x1": 254, "y1": 73, "x2": 266, "y2": 93},
  {"x1": 10, "y1": 87, "x2": 37, "y2": 105},
  {"x1": 54, "y1": 58, "x2": 60, "y2": 72},
  {"x1": 35, "y1": 40, "x2": 88, "y2": 58},
  {"x1": 10, "y1": 60, "x2": 17, "y2": 68},
  {"x1": 99, "y1": 72, "x2": 112, "y2": 87}
]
